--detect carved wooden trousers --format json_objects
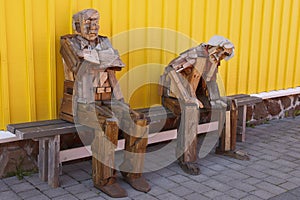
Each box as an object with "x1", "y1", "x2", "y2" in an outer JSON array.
[
  {"x1": 176, "y1": 104, "x2": 199, "y2": 163},
  {"x1": 91, "y1": 115, "x2": 148, "y2": 186}
]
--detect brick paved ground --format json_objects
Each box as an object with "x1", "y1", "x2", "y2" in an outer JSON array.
[{"x1": 0, "y1": 116, "x2": 300, "y2": 200}]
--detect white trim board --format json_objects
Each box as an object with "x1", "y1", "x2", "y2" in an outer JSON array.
[
  {"x1": 0, "y1": 131, "x2": 20, "y2": 143},
  {"x1": 251, "y1": 87, "x2": 300, "y2": 100}
]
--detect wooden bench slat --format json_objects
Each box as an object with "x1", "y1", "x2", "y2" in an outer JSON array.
[
  {"x1": 236, "y1": 96, "x2": 262, "y2": 106},
  {"x1": 227, "y1": 94, "x2": 250, "y2": 99},
  {"x1": 7, "y1": 119, "x2": 67, "y2": 134},
  {"x1": 15, "y1": 123, "x2": 79, "y2": 140},
  {"x1": 134, "y1": 106, "x2": 176, "y2": 123}
]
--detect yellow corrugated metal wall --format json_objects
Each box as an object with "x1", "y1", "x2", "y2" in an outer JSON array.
[{"x1": 0, "y1": 0, "x2": 299, "y2": 129}]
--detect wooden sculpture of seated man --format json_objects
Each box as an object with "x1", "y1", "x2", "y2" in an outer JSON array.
[
  {"x1": 59, "y1": 9, "x2": 150, "y2": 198},
  {"x1": 159, "y1": 35, "x2": 235, "y2": 175}
]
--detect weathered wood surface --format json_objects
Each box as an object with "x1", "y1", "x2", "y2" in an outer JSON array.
[
  {"x1": 227, "y1": 94, "x2": 262, "y2": 106},
  {"x1": 230, "y1": 100, "x2": 238, "y2": 150},
  {"x1": 38, "y1": 139, "x2": 49, "y2": 182},
  {"x1": 107, "y1": 69, "x2": 123, "y2": 100},
  {"x1": 48, "y1": 135, "x2": 60, "y2": 188},
  {"x1": 14, "y1": 122, "x2": 80, "y2": 140},
  {"x1": 177, "y1": 104, "x2": 199, "y2": 163},
  {"x1": 7, "y1": 119, "x2": 66, "y2": 134},
  {"x1": 227, "y1": 94, "x2": 262, "y2": 142},
  {"x1": 92, "y1": 119, "x2": 118, "y2": 185}
]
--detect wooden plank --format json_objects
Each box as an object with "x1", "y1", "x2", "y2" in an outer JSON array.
[
  {"x1": 48, "y1": 135, "x2": 60, "y2": 188},
  {"x1": 224, "y1": 110, "x2": 231, "y2": 151},
  {"x1": 60, "y1": 93, "x2": 73, "y2": 116},
  {"x1": 38, "y1": 139, "x2": 49, "y2": 182},
  {"x1": 230, "y1": 100, "x2": 237, "y2": 151},
  {"x1": 7, "y1": 119, "x2": 66, "y2": 134},
  {"x1": 134, "y1": 106, "x2": 176, "y2": 122},
  {"x1": 15, "y1": 123, "x2": 79, "y2": 139},
  {"x1": 227, "y1": 94, "x2": 250, "y2": 99},
  {"x1": 107, "y1": 69, "x2": 124, "y2": 100},
  {"x1": 63, "y1": 80, "x2": 74, "y2": 94},
  {"x1": 236, "y1": 96, "x2": 262, "y2": 106},
  {"x1": 241, "y1": 105, "x2": 247, "y2": 142}
]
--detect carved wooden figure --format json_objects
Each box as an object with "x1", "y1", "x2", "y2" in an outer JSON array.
[
  {"x1": 59, "y1": 9, "x2": 150, "y2": 198},
  {"x1": 159, "y1": 35, "x2": 235, "y2": 175}
]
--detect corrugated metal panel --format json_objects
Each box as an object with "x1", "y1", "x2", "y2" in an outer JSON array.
[{"x1": 0, "y1": 0, "x2": 299, "y2": 129}]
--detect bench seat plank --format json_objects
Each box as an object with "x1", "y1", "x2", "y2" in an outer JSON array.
[
  {"x1": 15, "y1": 122, "x2": 79, "y2": 139},
  {"x1": 235, "y1": 96, "x2": 262, "y2": 106},
  {"x1": 7, "y1": 119, "x2": 66, "y2": 134}
]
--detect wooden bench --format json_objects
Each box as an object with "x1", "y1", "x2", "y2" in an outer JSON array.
[
  {"x1": 7, "y1": 106, "x2": 219, "y2": 188},
  {"x1": 227, "y1": 94, "x2": 262, "y2": 142},
  {"x1": 7, "y1": 119, "x2": 83, "y2": 187}
]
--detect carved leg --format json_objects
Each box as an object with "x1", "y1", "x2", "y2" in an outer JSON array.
[
  {"x1": 177, "y1": 104, "x2": 200, "y2": 175},
  {"x1": 92, "y1": 119, "x2": 127, "y2": 198},
  {"x1": 120, "y1": 119, "x2": 151, "y2": 193}
]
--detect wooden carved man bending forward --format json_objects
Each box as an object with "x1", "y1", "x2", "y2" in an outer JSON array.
[
  {"x1": 59, "y1": 9, "x2": 150, "y2": 198},
  {"x1": 159, "y1": 35, "x2": 235, "y2": 175}
]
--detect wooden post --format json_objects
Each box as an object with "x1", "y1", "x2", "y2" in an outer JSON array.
[
  {"x1": 230, "y1": 100, "x2": 237, "y2": 151},
  {"x1": 224, "y1": 110, "x2": 231, "y2": 151},
  {"x1": 38, "y1": 139, "x2": 49, "y2": 182},
  {"x1": 48, "y1": 135, "x2": 60, "y2": 188},
  {"x1": 237, "y1": 105, "x2": 247, "y2": 142}
]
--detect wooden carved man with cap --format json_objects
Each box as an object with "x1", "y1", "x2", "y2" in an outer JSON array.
[
  {"x1": 159, "y1": 35, "x2": 235, "y2": 175},
  {"x1": 59, "y1": 9, "x2": 151, "y2": 198}
]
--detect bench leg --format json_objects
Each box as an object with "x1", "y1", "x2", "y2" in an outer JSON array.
[
  {"x1": 38, "y1": 139, "x2": 49, "y2": 181},
  {"x1": 48, "y1": 135, "x2": 60, "y2": 188},
  {"x1": 237, "y1": 105, "x2": 247, "y2": 142}
]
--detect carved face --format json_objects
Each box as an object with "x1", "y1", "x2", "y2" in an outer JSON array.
[
  {"x1": 80, "y1": 11, "x2": 100, "y2": 41},
  {"x1": 208, "y1": 46, "x2": 234, "y2": 64}
]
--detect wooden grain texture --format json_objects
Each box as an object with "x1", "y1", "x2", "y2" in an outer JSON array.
[
  {"x1": 236, "y1": 96, "x2": 262, "y2": 106},
  {"x1": 163, "y1": 97, "x2": 181, "y2": 116},
  {"x1": 122, "y1": 119, "x2": 148, "y2": 178},
  {"x1": 230, "y1": 100, "x2": 237, "y2": 151},
  {"x1": 177, "y1": 104, "x2": 199, "y2": 163},
  {"x1": 7, "y1": 119, "x2": 66, "y2": 134},
  {"x1": 48, "y1": 135, "x2": 60, "y2": 188},
  {"x1": 63, "y1": 80, "x2": 74, "y2": 95},
  {"x1": 92, "y1": 119, "x2": 118, "y2": 185},
  {"x1": 60, "y1": 93, "x2": 73, "y2": 116},
  {"x1": 107, "y1": 69, "x2": 123, "y2": 100},
  {"x1": 38, "y1": 139, "x2": 49, "y2": 182},
  {"x1": 224, "y1": 110, "x2": 231, "y2": 151},
  {"x1": 15, "y1": 122, "x2": 78, "y2": 139}
]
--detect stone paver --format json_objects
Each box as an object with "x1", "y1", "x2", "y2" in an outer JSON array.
[{"x1": 0, "y1": 116, "x2": 300, "y2": 199}]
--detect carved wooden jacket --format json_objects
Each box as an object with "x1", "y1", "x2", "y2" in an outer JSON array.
[
  {"x1": 60, "y1": 34, "x2": 125, "y2": 75},
  {"x1": 159, "y1": 44, "x2": 222, "y2": 109}
]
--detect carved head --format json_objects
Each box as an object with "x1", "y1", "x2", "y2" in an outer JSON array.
[
  {"x1": 72, "y1": 9, "x2": 100, "y2": 41},
  {"x1": 206, "y1": 35, "x2": 235, "y2": 63}
]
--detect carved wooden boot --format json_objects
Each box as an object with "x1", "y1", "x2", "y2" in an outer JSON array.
[
  {"x1": 178, "y1": 158, "x2": 200, "y2": 175},
  {"x1": 94, "y1": 177, "x2": 128, "y2": 198},
  {"x1": 120, "y1": 170, "x2": 151, "y2": 193}
]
